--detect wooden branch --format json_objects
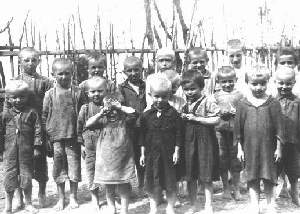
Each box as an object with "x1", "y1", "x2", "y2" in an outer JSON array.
[
  {"x1": 19, "y1": 11, "x2": 30, "y2": 48},
  {"x1": 173, "y1": 0, "x2": 188, "y2": 44},
  {"x1": 144, "y1": 0, "x2": 154, "y2": 48},
  {"x1": 0, "y1": 17, "x2": 13, "y2": 34},
  {"x1": 77, "y1": 5, "x2": 86, "y2": 49},
  {"x1": 153, "y1": 0, "x2": 172, "y2": 41},
  {"x1": 153, "y1": 26, "x2": 162, "y2": 48},
  {"x1": 44, "y1": 34, "x2": 50, "y2": 76},
  {"x1": 7, "y1": 26, "x2": 14, "y2": 78}
]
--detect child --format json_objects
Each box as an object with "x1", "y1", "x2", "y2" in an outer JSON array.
[
  {"x1": 234, "y1": 66, "x2": 284, "y2": 213},
  {"x1": 13, "y1": 47, "x2": 53, "y2": 208},
  {"x1": 214, "y1": 66, "x2": 243, "y2": 200},
  {"x1": 275, "y1": 67, "x2": 300, "y2": 206},
  {"x1": 187, "y1": 47, "x2": 214, "y2": 95},
  {"x1": 77, "y1": 77, "x2": 107, "y2": 210},
  {"x1": 181, "y1": 69, "x2": 220, "y2": 214},
  {"x1": 139, "y1": 75, "x2": 182, "y2": 214},
  {"x1": 0, "y1": 80, "x2": 43, "y2": 214},
  {"x1": 89, "y1": 94, "x2": 136, "y2": 214},
  {"x1": 119, "y1": 56, "x2": 147, "y2": 190},
  {"x1": 42, "y1": 58, "x2": 85, "y2": 211}
]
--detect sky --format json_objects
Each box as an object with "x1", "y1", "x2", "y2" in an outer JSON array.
[{"x1": 1, "y1": 0, "x2": 300, "y2": 77}]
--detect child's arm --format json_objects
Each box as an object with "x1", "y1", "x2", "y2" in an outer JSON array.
[
  {"x1": 77, "y1": 105, "x2": 87, "y2": 146},
  {"x1": 173, "y1": 113, "x2": 183, "y2": 164},
  {"x1": 272, "y1": 101, "x2": 284, "y2": 162},
  {"x1": 85, "y1": 107, "x2": 107, "y2": 128},
  {"x1": 140, "y1": 146, "x2": 145, "y2": 167},
  {"x1": 33, "y1": 111, "x2": 43, "y2": 158},
  {"x1": 138, "y1": 114, "x2": 146, "y2": 167},
  {"x1": 41, "y1": 90, "x2": 51, "y2": 137},
  {"x1": 237, "y1": 141, "x2": 244, "y2": 162},
  {"x1": 0, "y1": 113, "x2": 4, "y2": 162},
  {"x1": 233, "y1": 100, "x2": 245, "y2": 163}
]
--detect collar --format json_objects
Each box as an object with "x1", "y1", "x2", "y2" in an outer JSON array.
[{"x1": 276, "y1": 93, "x2": 296, "y2": 101}]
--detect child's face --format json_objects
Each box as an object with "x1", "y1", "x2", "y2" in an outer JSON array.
[
  {"x1": 19, "y1": 50, "x2": 40, "y2": 75},
  {"x1": 124, "y1": 64, "x2": 142, "y2": 85},
  {"x1": 278, "y1": 55, "x2": 296, "y2": 69},
  {"x1": 182, "y1": 82, "x2": 202, "y2": 103},
  {"x1": 219, "y1": 77, "x2": 236, "y2": 93},
  {"x1": 248, "y1": 79, "x2": 268, "y2": 98},
  {"x1": 150, "y1": 87, "x2": 170, "y2": 110},
  {"x1": 229, "y1": 51, "x2": 242, "y2": 69},
  {"x1": 53, "y1": 63, "x2": 73, "y2": 89},
  {"x1": 157, "y1": 55, "x2": 174, "y2": 72},
  {"x1": 188, "y1": 58, "x2": 208, "y2": 73},
  {"x1": 275, "y1": 76, "x2": 295, "y2": 97},
  {"x1": 88, "y1": 82, "x2": 107, "y2": 105},
  {"x1": 88, "y1": 60, "x2": 106, "y2": 77},
  {"x1": 106, "y1": 109, "x2": 121, "y2": 122},
  {"x1": 8, "y1": 93, "x2": 29, "y2": 110},
  {"x1": 171, "y1": 81, "x2": 180, "y2": 95}
]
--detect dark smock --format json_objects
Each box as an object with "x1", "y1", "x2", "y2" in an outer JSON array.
[
  {"x1": 277, "y1": 94, "x2": 300, "y2": 179},
  {"x1": 119, "y1": 79, "x2": 146, "y2": 187},
  {"x1": 0, "y1": 107, "x2": 42, "y2": 192},
  {"x1": 182, "y1": 96, "x2": 220, "y2": 183},
  {"x1": 77, "y1": 102, "x2": 103, "y2": 190},
  {"x1": 139, "y1": 104, "x2": 182, "y2": 194},
  {"x1": 234, "y1": 96, "x2": 284, "y2": 184},
  {"x1": 15, "y1": 72, "x2": 53, "y2": 182}
]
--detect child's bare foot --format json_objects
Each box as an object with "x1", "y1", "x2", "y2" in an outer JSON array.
[
  {"x1": 14, "y1": 200, "x2": 25, "y2": 211},
  {"x1": 105, "y1": 205, "x2": 116, "y2": 214},
  {"x1": 290, "y1": 190, "x2": 300, "y2": 206},
  {"x1": 166, "y1": 205, "x2": 176, "y2": 214},
  {"x1": 233, "y1": 190, "x2": 242, "y2": 201},
  {"x1": 54, "y1": 199, "x2": 65, "y2": 211},
  {"x1": 222, "y1": 189, "x2": 232, "y2": 199},
  {"x1": 148, "y1": 208, "x2": 158, "y2": 214},
  {"x1": 25, "y1": 204, "x2": 38, "y2": 214},
  {"x1": 174, "y1": 199, "x2": 182, "y2": 208},
  {"x1": 67, "y1": 197, "x2": 79, "y2": 209},
  {"x1": 38, "y1": 193, "x2": 47, "y2": 208},
  {"x1": 204, "y1": 205, "x2": 213, "y2": 214}
]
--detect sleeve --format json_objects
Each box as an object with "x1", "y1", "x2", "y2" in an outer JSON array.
[
  {"x1": 33, "y1": 111, "x2": 43, "y2": 147},
  {"x1": 0, "y1": 113, "x2": 5, "y2": 153},
  {"x1": 175, "y1": 112, "x2": 183, "y2": 147},
  {"x1": 206, "y1": 96, "x2": 221, "y2": 117},
  {"x1": 138, "y1": 114, "x2": 146, "y2": 147},
  {"x1": 78, "y1": 88, "x2": 88, "y2": 109},
  {"x1": 271, "y1": 100, "x2": 285, "y2": 145},
  {"x1": 77, "y1": 104, "x2": 86, "y2": 145},
  {"x1": 42, "y1": 90, "x2": 51, "y2": 134},
  {"x1": 233, "y1": 101, "x2": 244, "y2": 147}
]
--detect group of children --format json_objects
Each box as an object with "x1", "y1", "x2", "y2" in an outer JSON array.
[{"x1": 0, "y1": 42, "x2": 299, "y2": 214}]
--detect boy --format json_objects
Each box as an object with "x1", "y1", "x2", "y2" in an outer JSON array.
[
  {"x1": 214, "y1": 66, "x2": 243, "y2": 200},
  {"x1": 13, "y1": 47, "x2": 53, "y2": 208},
  {"x1": 0, "y1": 80, "x2": 42, "y2": 214},
  {"x1": 42, "y1": 58, "x2": 85, "y2": 211},
  {"x1": 187, "y1": 47, "x2": 214, "y2": 95},
  {"x1": 119, "y1": 56, "x2": 146, "y2": 190}
]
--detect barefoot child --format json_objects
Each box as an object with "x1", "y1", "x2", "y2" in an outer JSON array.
[
  {"x1": 42, "y1": 58, "x2": 85, "y2": 210},
  {"x1": 181, "y1": 69, "x2": 220, "y2": 214},
  {"x1": 0, "y1": 80, "x2": 42, "y2": 214},
  {"x1": 89, "y1": 94, "x2": 136, "y2": 214},
  {"x1": 12, "y1": 47, "x2": 53, "y2": 208},
  {"x1": 77, "y1": 77, "x2": 107, "y2": 210},
  {"x1": 139, "y1": 75, "x2": 182, "y2": 214},
  {"x1": 214, "y1": 66, "x2": 243, "y2": 200},
  {"x1": 119, "y1": 56, "x2": 147, "y2": 191},
  {"x1": 275, "y1": 67, "x2": 300, "y2": 206},
  {"x1": 234, "y1": 66, "x2": 284, "y2": 213}
]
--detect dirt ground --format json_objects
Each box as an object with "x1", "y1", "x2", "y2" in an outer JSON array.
[{"x1": 1, "y1": 158, "x2": 300, "y2": 214}]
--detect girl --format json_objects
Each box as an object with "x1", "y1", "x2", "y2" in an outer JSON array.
[
  {"x1": 88, "y1": 94, "x2": 136, "y2": 214},
  {"x1": 234, "y1": 66, "x2": 283, "y2": 213},
  {"x1": 181, "y1": 69, "x2": 220, "y2": 214},
  {"x1": 77, "y1": 77, "x2": 107, "y2": 210},
  {"x1": 139, "y1": 75, "x2": 182, "y2": 214}
]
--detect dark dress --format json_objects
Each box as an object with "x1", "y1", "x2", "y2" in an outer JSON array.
[
  {"x1": 234, "y1": 96, "x2": 284, "y2": 184},
  {"x1": 0, "y1": 107, "x2": 42, "y2": 192},
  {"x1": 119, "y1": 79, "x2": 146, "y2": 187},
  {"x1": 15, "y1": 72, "x2": 53, "y2": 182},
  {"x1": 77, "y1": 102, "x2": 103, "y2": 190},
  {"x1": 277, "y1": 94, "x2": 300, "y2": 179},
  {"x1": 139, "y1": 104, "x2": 183, "y2": 194},
  {"x1": 182, "y1": 96, "x2": 220, "y2": 182}
]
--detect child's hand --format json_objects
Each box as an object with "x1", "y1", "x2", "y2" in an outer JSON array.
[
  {"x1": 237, "y1": 143, "x2": 244, "y2": 162},
  {"x1": 173, "y1": 150, "x2": 179, "y2": 165},
  {"x1": 34, "y1": 149, "x2": 41, "y2": 158},
  {"x1": 184, "y1": 114, "x2": 196, "y2": 121},
  {"x1": 139, "y1": 155, "x2": 145, "y2": 167},
  {"x1": 274, "y1": 148, "x2": 282, "y2": 162},
  {"x1": 0, "y1": 152, "x2": 3, "y2": 162}
]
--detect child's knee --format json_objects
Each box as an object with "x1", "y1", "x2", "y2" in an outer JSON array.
[
  {"x1": 105, "y1": 184, "x2": 116, "y2": 196},
  {"x1": 116, "y1": 183, "x2": 131, "y2": 196}
]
